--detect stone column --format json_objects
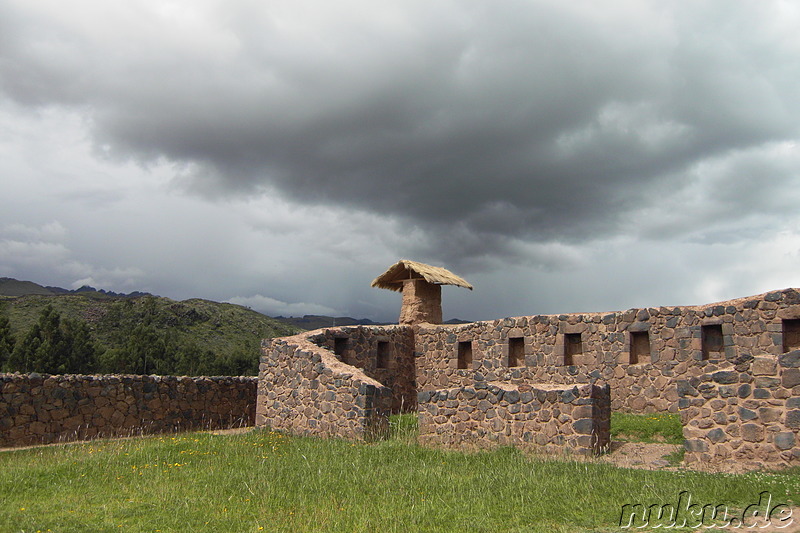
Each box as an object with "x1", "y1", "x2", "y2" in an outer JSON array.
[{"x1": 399, "y1": 279, "x2": 442, "y2": 325}]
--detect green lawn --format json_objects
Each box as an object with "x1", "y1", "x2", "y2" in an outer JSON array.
[
  {"x1": 611, "y1": 412, "x2": 684, "y2": 444},
  {"x1": 0, "y1": 416, "x2": 797, "y2": 532}
]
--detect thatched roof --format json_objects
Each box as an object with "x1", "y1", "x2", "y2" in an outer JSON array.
[{"x1": 371, "y1": 260, "x2": 473, "y2": 292}]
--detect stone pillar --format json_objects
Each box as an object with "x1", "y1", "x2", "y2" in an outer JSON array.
[{"x1": 399, "y1": 279, "x2": 442, "y2": 325}]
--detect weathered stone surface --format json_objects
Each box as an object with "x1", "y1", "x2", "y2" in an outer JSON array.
[
  {"x1": 752, "y1": 357, "x2": 778, "y2": 376},
  {"x1": 1, "y1": 374, "x2": 256, "y2": 448},
  {"x1": 707, "y1": 428, "x2": 727, "y2": 443},
  {"x1": 780, "y1": 351, "x2": 800, "y2": 368},
  {"x1": 741, "y1": 423, "x2": 765, "y2": 442},
  {"x1": 786, "y1": 410, "x2": 800, "y2": 429},
  {"x1": 415, "y1": 382, "x2": 609, "y2": 455},
  {"x1": 774, "y1": 432, "x2": 796, "y2": 450},
  {"x1": 738, "y1": 407, "x2": 757, "y2": 421},
  {"x1": 782, "y1": 369, "x2": 800, "y2": 389},
  {"x1": 684, "y1": 439, "x2": 708, "y2": 452},
  {"x1": 712, "y1": 371, "x2": 738, "y2": 384},
  {"x1": 572, "y1": 418, "x2": 594, "y2": 435}
]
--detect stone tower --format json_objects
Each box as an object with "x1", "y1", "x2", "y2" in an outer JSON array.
[{"x1": 371, "y1": 259, "x2": 473, "y2": 325}]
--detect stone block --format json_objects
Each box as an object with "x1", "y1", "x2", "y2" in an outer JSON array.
[
  {"x1": 753, "y1": 388, "x2": 772, "y2": 399},
  {"x1": 754, "y1": 377, "x2": 781, "y2": 389},
  {"x1": 741, "y1": 423, "x2": 765, "y2": 442},
  {"x1": 786, "y1": 410, "x2": 800, "y2": 429},
  {"x1": 774, "y1": 432, "x2": 796, "y2": 451},
  {"x1": 417, "y1": 390, "x2": 434, "y2": 403},
  {"x1": 758, "y1": 407, "x2": 781, "y2": 423},
  {"x1": 782, "y1": 368, "x2": 800, "y2": 389},
  {"x1": 752, "y1": 357, "x2": 778, "y2": 376},
  {"x1": 572, "y1": 419, "x2": 594, "y2": 435},
  {"x1": 712, "y1": 371, "x2": 738, "y2": 384},
  {"x1": 707, "y1": 428, "x2": 727, "y2": 443},
  {"x1": 779, "y1": 350, "x2": 800, "y2": 368},
  {"x1": 684, "y1": 439, "x2": 708, "y2": 452},
  {"x1": 786, "y1": 397, "x2": 800, "y2": 408},
  {"x1": 677, "y1": 380, "x2": 697, "y2": 397},
  {"x1": 738, "y1": 407, "x2": 757, "y2": 421}
]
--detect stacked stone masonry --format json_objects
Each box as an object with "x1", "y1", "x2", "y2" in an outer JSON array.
[
  {"x1": 257, "y1": 331, "x2": 393, "y2": 441},
  {"x1": 258, "y1": 288, "x2": 800, "y2": 468},
  {"x1": 0, "y1": 373, "x2": 256, "y2": 447},
  {"x1": 312, "y1": 326, "x2": 416, "y2": 413},
  {"x1": 680, "y1": 350, "x2": 800, "y2": 471},
  {"x1": 418, "y1": 382, "x2": 610, "y2": 455},
  {"x1": 415, "y1": 288, "x2": 800, "y2": 414}
]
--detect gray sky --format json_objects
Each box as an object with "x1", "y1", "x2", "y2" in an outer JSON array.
[{"x1": 2, "y1": 1, "x2": 800, "y2": 322}]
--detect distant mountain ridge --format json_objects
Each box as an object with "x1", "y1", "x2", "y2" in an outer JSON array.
[
  {"x1": 0, "y1": 277, "x2": 150, "y2": 299},
  {"x1": 1, "y1": 277, "x2": 471, "y2": 330},
  {"x1": 272, "y1": 315, "x2": 389, "y2": 330},
  {"x1": 272, "y1": 314, "x2": 471, "y2": 330}
]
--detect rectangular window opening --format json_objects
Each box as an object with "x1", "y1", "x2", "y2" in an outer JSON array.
[
  {"x1": 508, "y1": 337, "x2": 525, "y2": 367},
  {"x1": 564, "y1": 333, "x2": 582, "y2": 366},
  {"x1": 376, "y1": 341, "x2": 390, "y2": 369},
  {"x1": 629, "y1": 331, "x2": 650, "y2": 364},
  {"x1": 457, "y1": 341, "x2": 473, "y2": 370},
  {"x1": 783, "y1": 319, "x2": 800, "y2": 353},
  {"x1": 334, "y1": 337, "x2": 348, "y2": 363},
  {"x1": 701, "y1": 324, "x2": 723, "y2": 360}
]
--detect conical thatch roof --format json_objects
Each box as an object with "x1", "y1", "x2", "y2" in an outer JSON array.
[{"x1": 371, "y1": 260, "x2": 473, "y2": 292}]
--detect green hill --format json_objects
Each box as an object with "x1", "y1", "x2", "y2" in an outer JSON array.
[
  {"x1": 0, "y1": 277, "x2": 56, "y2": 297},
  {"x1": 0, "y1": 291, "x2": 301, "y2": 376}
]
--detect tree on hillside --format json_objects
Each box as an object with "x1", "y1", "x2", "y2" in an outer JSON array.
[
  {"x1": 6, "y1": 305, "x2": 98, "y2": 374},
  {"x1": 0, "y1": 315, "x2": 15, "y2": 369},
  {"x1": 100, "y1": 323, "x2": 173, "y2": 375},
  {"x1": 60, "y1": 317, "x2": 100, "y2": 373},
  {"x1": 215, "y1": 343, "x2": 260, "y2": 376},
  {"x1": 173, "y1": 340, "x2": 216, "y2": 376}
]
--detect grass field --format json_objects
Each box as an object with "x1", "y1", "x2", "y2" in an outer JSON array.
[
  {"x1": 1, "y1": 414, "x2": 798, "y2": 532},
  {"x1": 610, "y1": 412, "x2": 684, "y2": 444}
]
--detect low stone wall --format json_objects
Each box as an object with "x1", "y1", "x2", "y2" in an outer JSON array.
[
  {"x1": 0, "y1": 373, "x2": 257, "y2": 448},
  {"x1": 680, "y1": 351, "x2": 800, "y2": 471},
  {"x1": 257, "y1": 332, "x2": 392, "y2": 441},
  {"x1": 418, "y1": 381, "x2": 610, "y2": 455}
]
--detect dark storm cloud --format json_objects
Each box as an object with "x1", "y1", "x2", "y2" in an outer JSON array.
[{"x1": 2, "y1": 1, "x2": 799, "y2": 272}]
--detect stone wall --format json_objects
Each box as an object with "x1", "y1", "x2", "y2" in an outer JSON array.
[
  {"x1": 0, "y1": 373, "x2": 256, "y2": 448},
  {"x1": 312, "y1": 325, "x2": 416, "y2": 412},
  {"x1": 256, "y1": 288, "x2": 800, "y2": 469},
  {"x1": 257, "y1": 332, "x2": 393, "y2": 441},
  {"x1": 680, "y1": 351, "x2": 800, "y2": 471},
  {"x1": 418, "y1": 381, "x2": 610, "y2": 455},
  {"x1": 415, "y1": 288, "x2": 800, "y2": 414}
]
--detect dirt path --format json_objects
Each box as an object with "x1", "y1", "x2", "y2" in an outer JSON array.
[{"x1": 598, "y1": 440, "x2": 682, "y2": 470}]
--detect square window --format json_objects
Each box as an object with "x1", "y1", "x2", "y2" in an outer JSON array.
[
  {"x1": 508, "y1": 337, "x2": 524, "y2": 367},
  {"x1": 701, "y1": 325, "x2": 723, "y2": 360},
  {"x1": 564, "y1": 333, "x2": 582, "y2": 365},
  {"x1": 629, "y1": 331, "x2": 650, "y2": 364},
  {"x1": 457, "y1": 341, "x2": 473, "y2": 369}
]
